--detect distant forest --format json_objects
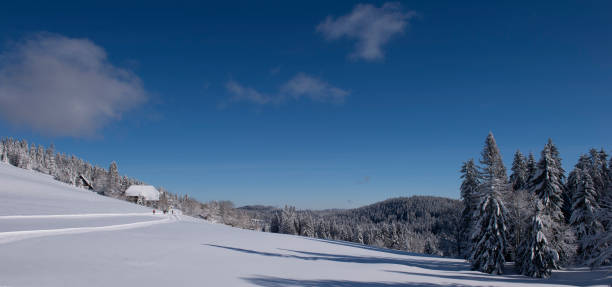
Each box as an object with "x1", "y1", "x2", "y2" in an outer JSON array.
[
  {"x1": 242, "y1": 196, "x2": 462, "y2": 257},
  {"x1": 2, "y1": 134, "x2": 611, "y2": 279}
]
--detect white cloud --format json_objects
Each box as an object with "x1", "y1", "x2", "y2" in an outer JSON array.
[
  {"x1": 0, "y1": 33, "x2": 146, "y2": 137},
  {"x1": 317, "y1": 2, "x2": 416, "y2": 61},
  {"x1": 280, "y1": 73, "x2": 348, "y2": 104},
  {"x1": 226, "y1": 80, "x2": 275, "y2": 105},
  {"x1": 224, "y1": 73, "x2": 348, "y2": 106}
]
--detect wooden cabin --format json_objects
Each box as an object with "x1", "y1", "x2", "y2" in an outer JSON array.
[{"x1": 125, "y1": 185, "x2": 160, "y2": 205}]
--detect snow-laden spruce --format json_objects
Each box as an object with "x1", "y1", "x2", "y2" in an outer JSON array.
[
  {"x1": 466, "y1": 132, "x2": 510, "y2": 274},
  {"x1": 528, "y1": 139, "x2": 574, "y2": 266},
  {"x1": 527, "y1": 152, "x2": 537, "y2": 181},
  {"x1": 570, "y1": 168, "x2": 603, "y2": 262},
  {"x1": 480, "y1": 132, "x2": 508, "y2": 183},
  {"x1": 530, "y1": 139, "x2": 566, "y2": 220},
  {"x1": 517, "y1": 209, "x2": 559, "y2": 278},
  {"x1": 508, "y1": 150, "x2": 534, "y2": 261},
  {"x1": 586, "y1": 193, "x2": 612, "y2": 267},
  {"x1": 469, "y1": 178, "x2": 509, "y2": 274},
  {"x1": 459, "y1": 158, "x2": 480, "y2": 258},
  {"x1": 510, "y1": 150, "x2": 529, "y2": 191}
]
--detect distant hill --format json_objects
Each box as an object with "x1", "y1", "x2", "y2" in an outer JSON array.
[{"x1": 243, "y1": 195, "x2": 462, "y2": 257}]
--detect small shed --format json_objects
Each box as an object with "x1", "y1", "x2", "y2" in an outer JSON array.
[{"x1": 125, "y1": 185, "x2": 160, "y2": 205}]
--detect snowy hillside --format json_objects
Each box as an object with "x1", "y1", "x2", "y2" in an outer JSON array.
[{"x1": 0, "y1": 162, "x2": 610, "y2": 287}]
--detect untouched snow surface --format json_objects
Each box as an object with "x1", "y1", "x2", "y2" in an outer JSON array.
[{"x1": 0, "y1": 162, "x2": 610, "y2": 287}]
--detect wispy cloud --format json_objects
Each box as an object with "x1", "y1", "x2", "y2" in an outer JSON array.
[
  {"x1": 280, "y1": 73, "x2": 348, "y2": 104},
  {"x1": 226, "y1": 80, "x2": 276, "y2": 105},
  {"x1": 317, "y1": 2, "x2": 416, "y2": 61},
  {"x1": 0, "y1": 33, "x2": 147, "y2": 137},
  {"x1": 224, "y1": 73, "x2": 349, "y2": 107}
]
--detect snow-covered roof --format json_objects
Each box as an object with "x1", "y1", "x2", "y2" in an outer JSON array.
[{"x1": 124, "y1": 185, "x2": 160, "y2": 201}]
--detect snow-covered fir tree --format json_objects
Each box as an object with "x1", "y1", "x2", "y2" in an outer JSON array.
[
  {"x1": 469, "y1": 178, "x2": 509, "y2": 274},
  {"x1": 529, "y1": 139, "x2": 574, "y2": 265},
  {"x1": 587, "y1": 149, "x2": 609, "y2": 196},
  {"x1": 526, "y1": 152, "x2": 537, "y2": 183},
  {"x1": 510, "y1": 150, "x2": 528, "y2": 192},
  {"x1": 570, "y1": 169, "x2": 603, "y2": 263},
  {"x1": 567, "y1": 155, "x2": 590, "y2": 219},
  {"x1": 530, "y1": 140, "x2": 565, "y2": 222},
  {"x1": 44, "y1": 144, "x2": 56, "y2": 175},
  {"x1": 585, "y1": 192, "x2": 612, "y2": 267},
  {"x1": 459, "y1": 159, "x2": 480, "y2": 258},
  {"x1": 0, "y1": 141, "x2": 7, "y2": 164},
  {"x1": 15, "y1": 139, "x2": 28, "y2": 169},
  {"x1": 299, "y1": 213, "x2": 315, "y2": 237},
  {"x1": 479, "y1": 132, "x2": 508, "y2": 183},
  {"x1": 278, "y1": 206, "x2": 297, "y2": 235},
  {"x1": 507, "y1": 150, "x2": 533, "y2": 259},
  {"x1": 517, "y1": 207, "x2": 559, "y2": 278},
  {"x1": 105, "y1": 161, "x2": 121, "y2": 196},
  {"x1": 28, "y1": 143, "x2": 37, "y2": 170}
]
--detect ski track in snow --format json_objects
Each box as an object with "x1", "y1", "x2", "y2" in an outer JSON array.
[
  {"x1": 0, "y1": 212, "x2": 158, "y2": 220},
  {"x1": 0, "y1": 213, "x2": 179, "y2": 244}
]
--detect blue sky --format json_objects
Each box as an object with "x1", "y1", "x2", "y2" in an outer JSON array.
[{"x1": 0, "y1": 1, "x2": 610, "y2": 209}]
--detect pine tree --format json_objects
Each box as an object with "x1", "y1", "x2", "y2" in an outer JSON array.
[
  {"x1": 570, "y1": 170, "x2": 602, "y2": 262},
  {"x1": 566, "y1": 155, "x2": 589, "y2": 222},
  {"x1": 510, "y1": 150, "x2": 528, "y2": 192},
  {"x1": 506, "y1": 150, "x2": 532, "y2": 259},
  {"x1": 279, "y1": 206, "x2": 297, "y2": 235},
  {"x1": 598, "y1": 149, "x2": 609, "y2": 190},
  {"x1": 529, "y1": 139, "x2": 573, "y2": 266},
  {"x1": 585, "y1": 191, "x2": 612, "y2": 267},
  {"x1": 105, "y1": 161, "x2": 120, "y2": 196},
  {"x1": 0, "y1": 141, "x2": 8, "y2": 164},
  {"x1": 35, "y1": 145, "x2": 44, "y2": 171},
  {"x1": 459, "y1": 159, "x2": 480, "y2": 258},
  {"x1": 517, "y1": 209, "x2": 559, "y2": 278},
  {"x1": 480, "y1": 132, "x2": 508, "y2": 183},
  {"x1": 28, "y1": 143, "x2": 37, "y2": 170},
  {"x1": 475, "y1": 133, "x2": 512, "y2": 261},
  {"x1": 17, "y1": 139, "x2": 30, "y2": 169},
  {"x1": 526, "y1": 152, "x2": 537, "y2": 184},
  {"x1": 530, "y1": 141, "x2": 565, "y2": 222},
  {"x1": 299, "y1": 214, "x2": 315, "y2": 237},
  {"x1": 470, "y1": 178, "x2": 509, "y2": 274},
  {"x1": 587, "y1": 149, "x2": 608, "y2": 196},
  {"x1": 44, "y1": 144, "x2": 56, "y2": 175}
]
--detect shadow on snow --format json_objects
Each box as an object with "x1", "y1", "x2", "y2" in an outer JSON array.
[
  {"x1": 203, "y1": 243, "x2": 612, "y2": 286},
  {"x1": 242, "y1": 276, "x2": 469, "y2": 287},
  {"x1": 203, "y1": 244, "x2": 466, "y2": 272}
]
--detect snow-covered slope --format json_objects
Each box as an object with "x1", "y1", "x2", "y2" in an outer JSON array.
[
  {"x1": 0, "y1": 162, "x2": 610, "y2": 287},
  {"x1": 0, "y1": 162, "x2": 151, "y2": 216}
]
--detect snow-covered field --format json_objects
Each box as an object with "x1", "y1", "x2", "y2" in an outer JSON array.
[{"x1": 0, "y1": 163, "x2": 610, "y2": 287}]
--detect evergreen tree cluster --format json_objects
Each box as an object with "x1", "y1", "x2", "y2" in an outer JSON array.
[
  {"x1": 460, "y1": 133, "x2": 612, "y2": 278},
  {"x1": 0, "y1": 137, "x2": 143, "y2": 196}
]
